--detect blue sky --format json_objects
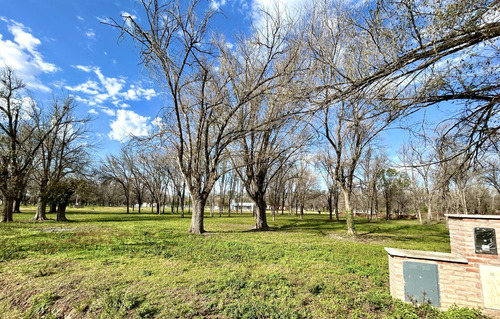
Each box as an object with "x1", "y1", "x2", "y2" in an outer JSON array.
[
  {"x1": 0, "y1": 0, "x2": 290, "y2": 157},
  {"x1": 0, "y1": 0, "x2": 465, "y2": 163}
]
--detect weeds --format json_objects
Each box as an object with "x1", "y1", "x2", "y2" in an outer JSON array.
[{"x1": 0, "y1": 207, "x2": 487, "y2": 318}]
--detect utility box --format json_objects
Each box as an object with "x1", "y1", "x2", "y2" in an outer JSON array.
[
  {"x1": 403, "y1": 261, "x2": 440, "y2": 306},
  {"x1": 386, "y1": 214, "x2": 500, "y2": 315}
]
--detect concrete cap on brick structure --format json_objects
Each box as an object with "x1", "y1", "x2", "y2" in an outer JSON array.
[
  {"x1": 385, "y1": 247, "x2": 468, "y2": 263},
  {"x1": 445, "y1": 214, "x2": 500, "y2": 220}
]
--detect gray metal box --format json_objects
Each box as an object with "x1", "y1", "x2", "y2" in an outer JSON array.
[{"x1": 403, "y1": 261, "x2": 440, "y2": 306}]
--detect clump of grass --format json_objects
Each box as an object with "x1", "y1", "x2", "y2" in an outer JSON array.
[
  {"x1": 135, "y1": 301, "x2": 160, "y2": 318},
  {"x1": 94, "y1": 287, "x2": 142, "y2": 318},
  {"x1": 26, "y1": 292, "x2": 59, "y2": 319}
]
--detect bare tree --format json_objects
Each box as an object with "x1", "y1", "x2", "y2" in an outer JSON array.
[
  {"x1": 404, "y1": 140, "x2": 440, "y2": 224},
  {"x1": 136, "y1": 149, "x2": 169, "y2": 214},
  {"x1": 101, "y1": 148, "x2": 134, "y2": 213},
  {"x1": 0, "y1": 68, "x2": 68, "y2": 222},
  {"x1": 307, "y1": 1, "x2": 411, "y2": 234},
  {"x1": 322, "y1": 0, "x2": 499, "y2": 162},
  {"x1": 33, "y1": 96, "x2": 92, "y2": 221},
  {"x1": 294, "y1": 160, "x2": 319, "y2": 220},
  {"x1": 482, "y1": 158, "x2": 500, "y2": 195},
  {"x1": 107, "y1": 0, "x2": 305, "y2": 233},
  {"x1": 360, "y1": 148, "x2": 384, "y2": 221},
  {"x1": 315, "y1": 150, "x2": 341, "y2": 221}
]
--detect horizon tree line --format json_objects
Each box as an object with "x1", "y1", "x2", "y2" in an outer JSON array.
[{"x1": 1, "y1": 0, "x2": 498, "y2": 237}]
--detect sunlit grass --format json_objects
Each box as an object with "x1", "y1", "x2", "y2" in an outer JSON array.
[{"x1": 0, "y1": 206, "x2": 484, "y2": 318}]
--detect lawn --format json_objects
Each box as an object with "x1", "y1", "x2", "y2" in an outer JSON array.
[{"x1": 0, "y1": 207, "x2": 485, "y2": 318}]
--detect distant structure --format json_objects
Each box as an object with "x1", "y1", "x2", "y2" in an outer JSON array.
[
  {"x1": 230, "y1": 201, "x2": 254, "y2": 212},
  {"x1": 386, "y1": 214, "x2": 500, "y2": 315}
]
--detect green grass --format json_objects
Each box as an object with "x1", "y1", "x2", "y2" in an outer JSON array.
[{"x1": 0, "y1": 206, "x2": 485, "y2": 318}]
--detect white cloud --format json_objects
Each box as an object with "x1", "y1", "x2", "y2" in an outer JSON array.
[
  {"x1": 88, "y1": 108, "x2": 99, "y2": 115},
  {"x1": 101, "y1": 108, "x2": 116, "y2": 116},
  {"x1": 97, "y1": 16, "x2": 112, "y2": 24},
  {"x1": 77, "y1": 15, "x2": 85, "y2": 21},
  {"x1": 65, "y1": 80, "x2": 100, "y2": 95},
  {"x1": 94, "y1": 67, "x2": 125, "y2": 97},
  {"x1": 75, "y1": 65, "x2": 92, "y2": 72},
  {"x1": 85, "y1": 29, "x2": 96, "y2": 39},
  {"x1": 210, "y1": 0, "x2": 227, "y2": 10},
  {"x1": 151, "y1": 117, "x2": 165, "y2": 129},
  {"x1": 70, "y1": 66, "x2": 158, "y2": 104},
  {"x1": 250, "y1": 0, "x2": 308, "y2": 27},
  {"x1": 69, "y1": 66, "x2": 158, "y2": 120},
  {"x1": 120, "y1": 11, "x2": 138, "y2": 29},
  {"x1": 0, "y1": 18, "x2": 59, "y2": 91},
  {"x1": 108, "y1": 109, "x2": 151, "y2": 141}
]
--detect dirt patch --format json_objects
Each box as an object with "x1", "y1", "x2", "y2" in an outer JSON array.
[
  {"x1": 326, "y1": 232, "x2": 388, "y2": 244},
  {"x1": 38, "y1": 228, "x2": 78, "y2": 232}
]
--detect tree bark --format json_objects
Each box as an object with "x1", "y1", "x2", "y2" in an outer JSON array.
[
  {"x1": 343, "y1": 190, "x2": 356, "y2": 235},
  {"x1": 427, "y1": 199, "x2": 432, "y2": 225},
  {"x1": 180, "y1": 185, "x2": 185, "y2": 218},
  {"x1": 56, "y1": 203, "x2": 68, "y2": 221},
  {"x1": 334, "y1": 188, "x2": 339, "y2": 221},
  {"x1": 188, "y1": 197, "x2": 206, "y2": 234},
  {"x1": 385, "y1": 189, "x2": 391, "y2": 220},
  {"x1": 327, "y1": 192, "x2": 333, "y2": 221},
  {"x1": 1, "y1": 195, "x2": 14, "y2": 222},
  {"x1": 34, "y1": 197, "x2": 49, "y2": 221},
  {"x1": 48, "y1": 202, "x2": 57, "y2": 214},
  {"x1": 253, "y1": 192, "x2": 269, "y2": 230},
  {"x1": 13, "y1": 197, "x2": 22, "y2": 213}
]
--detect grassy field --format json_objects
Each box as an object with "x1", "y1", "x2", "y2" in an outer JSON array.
[{"x1": 0, "y1": 207, "x2": 485, "y2": 318}]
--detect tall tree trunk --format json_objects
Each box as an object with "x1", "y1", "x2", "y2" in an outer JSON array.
[
  {"x1": 334, "y1": 188, "x2": 339, "y2": 221},
  {"x1": 48, "y1": 202, "x2": 57, "y2": 214},
  {"x1": 328, "y1": 192, "x2": 333, "y2": 221},
  {"x1": 176, "y1": 194, "x2": 180, "y2": 214},
  {"x1": 385, "y1": 193, "x2": 391, "y2": 220},
  {"x1": 170, "y1": 197, "x2": 174, "y2": 214},
  {"x1": 460, "y1": 187, "x2": 468, "y2": 215},
  {"x1": 281, "y1": 190, "x2": 286, "y2": 215},
  {"x1": 34, "y1": 197, "x2": 48, "y2": 221},
  {"x1": 2, "y1": 195, "x2": 14, "y2": 222},
  {"x1": 210, "y1": 193, "x2": 214, "y2": 217},
  {"x1": 343, "y1": 190, "x2": 356, "y2": 235},
  {"x1": 299, "y1": 203, "x2": 304, "y2": 220},
  {"x1": 180, "y1": 185, "x2": 185, "y2": 218},
  {"x1": 56, "y1": 203, "x2": 68, "y2": 221},
  {"x1": 416, "y1": 204, "x2": 423, "y2": 225},
  {"x1": 254, "y1": 192, "x2": 269, "y2": 230},
  {"x1": 427, "y1": 199, "x2": 432, "y2": 225},
  {"x1": 188, "y1": 197, "x2": 206, "y2": 234},
  {"x1": 126, "y1": 195, "x2": 130, "y2": 214},
  {"x1": 35, "y1": 180, "x2": 49, "y2": 220},
  {"x1": 13, "y1": 197, "x2": 22, "y2": 213}
]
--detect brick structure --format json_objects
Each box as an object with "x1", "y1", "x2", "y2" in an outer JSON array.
[{"x1": 385, "y1": 214, "x2": 500, "y2": 314}]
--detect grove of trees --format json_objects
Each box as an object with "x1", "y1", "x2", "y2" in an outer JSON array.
[{"x1": 1, "y1": 0, "x2": 498, "y2": 236}]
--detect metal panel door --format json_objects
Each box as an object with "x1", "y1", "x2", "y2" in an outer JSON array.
[{"x1": 403, "y1": 261, "x2": 440, "y2": 306}]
